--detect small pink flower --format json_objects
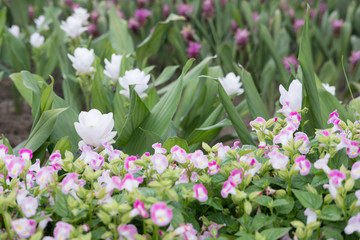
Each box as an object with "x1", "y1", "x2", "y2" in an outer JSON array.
[
  {"x1": 151, "y1": 154, "x2": 168, "y2": 174},
  {"x1": 273, "y1": 128, "x2": 294, "y2": 146},
  {"x1": 89, "y1": 152, "x2": 104, "y2": 170},
  {"x1": 54, "y1": 221, "x2": 73, "y2": 240},
  {"x1": 115, "y1": 174, "x2": 143, "y2": 192},
  {"x1": 249, "y1": 117, "x2": 267, "y2": 134},
  {"x1": 191, "y1": 172, "x2": 199, "y2": 182},
  {"x1": 152, "y1": 143, "x2": 167, "y2": 154},
  {"x1": 21, "y1": 196, "x2": 38, "y2": 217},
  {"x1": 351, "y1": 162, "x2": 360, "y2": 180},
  {"x1": 235, "y1": 28, "x2": 250, "y2": 49},
  {"x1": 7, "y1": 157, "x2": 25, "y2": 178},
  {"x1": 130, "y1": 198, "x2": 149, "y2": 218},
  {"x1": 125, "y1": 156, "x2": 142, "y2": 173},
  {"x1": 11, "y1": 218, "x2": 37, "y2": 239},
  {"x1": 230, "y1": 20, "x2": 238, "y2": 32},
  {"x1": 294, "y1": 132, "x2": 310, "y2": 154},
  {"x1": 135, "y1": 8, "x2": 152, "y2": 27},
  {"x1": 175, "y1": 169, "x2": 189, "y2": 185},
  {"x1": 29, "y1": 159, "x2": 41, "y2": 173},
  {"x1": 181, "y1": 25, "x2": 195, "y2": 42},
  {"x1": 49, "y1": 150, "x2": 63, "y2": 170},
  {"x1": 355, "y1": 190, "x2": 360, "y2": 206},
  {"x1": 347, "y1": 141, "x2": 360, "y2": 158},
  {"x1": 230, "y1": 169, "x2": 243, "y2": 185},
  {"x1": 163, "y1": 4, "x2": 170, "y2": 19},
  {"x1": 174, "y1": 223, "x2": 198, "y2": 239},
  {"x1": 314, "y1": 153, "x2": 331, "y2": 174},
  {"x1": 202, "y1": 0, "x2": 215, "y2": 19},
  {"x1": 187, "y1": 41, "x2": 201, "y2": 59},
  {"x1": 82, "y1": 224, "x2": 90, "y2": 232},
  {"x1": 0, "y1": 144, "x2": 8, "y2": 158},
  {"x1": 221, "y1": 177, "x2": 236, "y2": 198},
  {"x1": 329, "y1": 169, "x2": 346, "y2": 187},
  {"x1": 328, "y1": 110, "x2": 340, "y2": 125},
  {"x1": 36, "y1": 166, "x2": 54, "y2": 189},
  {"x1": 286, "y1": 111, "x2": 301, "y2": 130},
  {"x1": 151, "y1": 202, "x2": 173, "y2": 226},
  {"x1": 344, "y1": 212, "x2": 360, "y2": 234},
  {"x1": 108, "y1": 149, "x2": 122, "y2": 162},
  {"x1": 193, "y1": 183, "x2": 208, "y2": 202},
  {"x1": 304, "y1": 208, "x2": 317, "y2": 225},
  {"x1": 293, "y1": 19, "x2": 305, "y2": 34},
  {"x1": 324, "y1": 183, "x2": 338, "y2": 199},
  {"x1": 177, "y1": 4, "x2": 193, "y2": 19},
  {"x1": 294, "y1": 156, "x2": 311, "y2": 175},
  {"x1": 118, "y1": 224, "x2": 138, "y2": 240},
  {"x1": 208, "y1": 160, "x2": 220, "y2": 175},
  {"x1": 349, "y1": 51, "x2": 360, "y2": 65},
  {"x1": 171, "y1": 145, "x2": 187, "y2": 163},
  {"x1": 19, "y1": 148, "x2": 33, "y2": 161},
  {"x1": 26, "y1": 171, "x2": 35, "y2": 188},
  {"x1": 216, "y1": 143, "x2": 231, "y2": 159},
  {"x1": 283, "y1": 55, "x2": 299, "y2": 73},
  {"x1": 268, "y1": 150, "x2": 289, "y2": 170},
  {"x1": 331, "y1": 19, "x2": 343, "y2": 38},
  {"x1": 266, "y1": 186, "x2": 276, "y2": 195},
  {"x1": 62, "y1": 172, "x2": 79, "y2": 195},
  {"x1": 190, "y1": 150, "x2": 208, "y2": 169}
]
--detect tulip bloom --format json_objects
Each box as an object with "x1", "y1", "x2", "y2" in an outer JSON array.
[
  {"x1": 30, "y1": 32, "x2": 45, "y2": 48},
  {"x1": 11, "y1": 218, "x2": 37, "y2": 239},
  {"x1": 68, "y1": 48, "x2": 95, "y2": 74},
  {"x1": 119, "y1": 69, "x2": 150, "y2": 98},
  {"x1": 104, "y1": 54, "x2": 122, "y2": 81},
  {"x1": 61, "y1": 16, "x2": 87, "y2": 38},
  {"x1": 193, "y1": 183, "x2": 208, "y2": 202},
  {"x1": 150, "y1": 202, "x2": 173, "y2": 226},
  {"x1": 279, "y1": 79, "x2": 302, "y2": 114},
  {"x1": 218, "y1": 72, "x2": 244, "y2": 96}
]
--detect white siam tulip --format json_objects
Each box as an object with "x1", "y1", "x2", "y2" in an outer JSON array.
[
  {"x1": 279, "y1": 79, "x2": 302, "y2": 114},
  {"x1": 118, "y1": 69, "x2": 150, "y2": 98},
  {"x1": 73, "y1": 7, "x2": 89, "y2": 26},
  {"x1": 67, "y1": 48, "x2": 95, "y2": 74},
  {"x1": 60, "y1": 16, "x2": 87, "y2": 39},
  {"x1": 322, "y1": 83, "x2": 336, "y2": 96},
  {"x1": 30, "y1": 33, "x2": 45, "y2": 48},
  {"x1": 218, "y1": 72, "x2": 244, "y2": 96},
  {"x1": 9, "y1": 25, "x2": 20, "y2": 38},
  {"x1": 104, "y1": 54, "x2": 123, "y2": 81},
  {"x1": 34, "y1": 15, "x2": 49, "y2": 30},
  {"x1": 74, "y1": 109, "x2": 117, "y2": 148}
]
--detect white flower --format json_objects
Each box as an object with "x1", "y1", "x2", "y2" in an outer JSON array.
[
  {"x1": 60, "y1": 16, "x2": 87, "y2": 39},
  {"x1": 279, "y1": 79, "x2": 302, "y2": 112},
  {"x1": 118, "y1": 69, "x2": 150, "y2": 98},
  {"x1": 30, "y1": 33, "x2": 44, "y2": 48},
  {"x1": 104, "y1": 54, "x2": 123, "y2": 81},
  {"x1": 304, "y1": 208, "x2": 317, "y2": 225},
  {"x1": 73, "y1": 7, "x2": 89, "y2": 26},
  {"x1": 9, "y1": 25, "x2": 20, "y2": 38},
  {"x1": 322, "y1": 83, "x2": 335, "y2": 96},
  {"x1": 218, "y1": 72, "x2": 244, "y2": 96},
  {"x1": 34, "y1": 15, "x2": 49, "y2": 30},
  {"x1": 67, "y1": 48, "x2": 95, "y2": 74},
  {"x1": 74, "y1": 109, "x2": 117, "y2": 148}
]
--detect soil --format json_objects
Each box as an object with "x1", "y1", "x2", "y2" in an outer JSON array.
[{"x1": 0, "y1": 77, "x2": 33, "y2": 147}]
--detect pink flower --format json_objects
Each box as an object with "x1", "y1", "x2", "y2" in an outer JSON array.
[
  {"x1": 187, "y1": 41, "x2": 201, "y2": 59},
  {"x1": 26, "y1": 171, "x2": 35, "y2": 188},
  {"x1": 125, "y1": 156, "x2": 142, "y2": 173},
  {"x1": 6, "y1": 157, "x2": 25, "y2": 178},
  {"x1": 273, "y1": 128, "x2": 294, "y2": 146},
  {"x1": 49, "y1": 150, "x2": 63, "y2": 171},
  {"x1": 36, "y1": 166, "x2": 54, "y2": 189},
  {"x1": 355, "y1": 190, "x2": 360, "y2": 206},
  {"x1": 266, "y1": 186, "x2": 276, "y2": 195},
  {"x1": 230, "y1": 169, "x2": 243, "y2": 185},
  {"x1": 345, "y1": 212, "x2": 360, "y2": 234},
  {"x1": 268, "y1": 150, "x2": 289, "y2": 170},
  {"x1": 249, "y1": 117, "x2": 267, "y2": 134},
  {"x1": 351, "y1": 162, "x2": 360, "y2": 180},
  {"x1": 21, "y1": 196, "x2": 38, "y2": 217},
  {"x1": 108, "y1": 149, "x2": 122, "y2": 162},
  {"x1": 216, "y1": 143, "x2": 231, "y2": 159},
  {"x1": 54, "y1": 221, "x2": 73, "y2": 240},
  {"x1": 331, "y1": 19, "x2": 343, "y2": 38},
  {"x1": 230, "y1": 20, "x2": 238, "y2": 32},
  {"x1": 329, "y1": 169, "x2": 346, "y2": 187},
  {"x1": 235, "y1": 28, "x2": 250, "y2": 49},
  {"x1": 294, "y1": 132, "x2": 310, "y2": 154},
  {"x1": 171, "y1": 145, "x2": 187, "y2": 163},
  {"x1": 0, "y1": 144, "x2": 8, "y2": 158},
  {"x1": 150, "y1": 202, "x2": 173, "y2": 226},
  {"x1": 152, "y1": 143, "x2": 167, "y2": 154},
  {"x1": 304, "y1": 208, "x2": 317, "y2": 225},
  {"x1": 118, "y1": 224, "x2": 138, "y2": 240},
  {"x1": 135, "y1": 8, "x2": 152, "y2": 27},
  {"x1": 323, "y1": 183, "x2": 338, "y2": 199},
  {"x1": 29, "y1": 159, "x2": 41, "y2": 173},
  {"x1": 208, "y1": 160, "x2": 220, "y2": 175},
  {"x1": 349, "y1": 51, "x2": 360, "y2": 65},
  {"x1": 294, "y1": 156, "x2": 311, "y2": 175},
  {"x1": 177, "y1": 4, "x2": 193, "y2": 19},
  {"x1": 175, "y1": 169, "x2": 190, "y2": 185},
  {"x1": 151, "y1": 154, "x2": 168, "y2": 174},
  {"x1": 190, "y1": 150, "x2": 208, "y2": 169},
  {"x1": 314, "y1": 153, "x2": 331, "y2": 174},
  {"x1": 163, "y1": 4, "x2": 170, "y2": 19},
  {"x1": 202, "y1": 0, "x2": 215, "y2": 19},
  {"x1": 62, "y1": 173, "x2": 79, "y2": 195},
  {"x1": 294, "y1": 19, "x2": 305, "y2": 34},
  {"x1": 347, "y1": 141, "x2": 360, "y2": 158},
  {"x1": 286, "y1": 111, "x2": 301, "y2": 130},
  {"x1": 11, "y1": 218, "x2": 37, "y2": 239},
  {"x1": 174, "y1": 223, "x2": 198, "y2": 239},
  {"x1": 221, "y1": 177, "x2": 236, "y2": 198},
  {"x1": 19, "y1": 148, "x2": 33, "y2": 161},
  {"x1": 181, "y1": 25, "x2": 195, "y2": 42},
  {"x1": 128, "y1": 17, "x2": 140, "y2": 34},
  {"x1": 130, "y1": 198, "x2": 149, "y2": 218},
  {"x1": 89, "y1": 152, "x2": 104, "y2": 170},
  {"x1": 115, "y1": 174, "x2": 143, "y2": 192},
  {"x1": 193, "y1": 183, "x2": 208, "y2": 202},
  {"x1": 283, "y1": 55, "x2": 299, "y2": 73},
  {"x1": 328, "y1": 110, "x2": 340, "y2": 125}
]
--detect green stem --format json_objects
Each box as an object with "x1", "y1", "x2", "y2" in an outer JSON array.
[
  {"x1": 89, "y1": 181, "x2": 94, "y2": 228},
  {"x1": 153, "y1": 225, "x2": 159, "y2": 240}
]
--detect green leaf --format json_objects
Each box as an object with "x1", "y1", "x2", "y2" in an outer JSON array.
[
  {"x1": 261, "y1": 228, "x2": 291, "y2": 240},
  {"x1": 274, "y1": 197, "x2": 294, "y2": 214},
  {"x1": 91, "y1": 57, "x2": 112, "y2": 113},
  {"x1": 298, "y1": 6, "x2": 324, "y2": 129},
  {"x1": 136, "y1": 14, "x2": 185, "y2": 67},
  {"x1": 40, "y1": 77, "x2": 55, "y2": 114},
  {"x1": 55, "y1": 191, "x2": 70, "y2": 217},
  {"x1": 203, "y1": 198, "x2": 223, "y2": 211},
  {"x1": 108, "y1": 5, "x2": 134, "y2": 54},
  {"x1": 0, "y1": 134, "x2": 13, "y2": 154},
  {"x1": 155, "y1": 65, "x2": 179, "y2": 86},
  {"x1": 163, "y1": 137, "x2": 189, "y2": 153},
  {"x1": 113, "y1": 85, "x2": 129, "y2": 134},
  {"x1": 218, "y1": 82, "x2": 255, "y2": 145},
  {"x1": 292, "y1": 189, "x2": 322, "y2": 209},
  {"x1": 255, "y1": 195, "x2": 273, "y2": 207},
  {"x1": 318, "y1": 205, "x2": 343, "y2": 221},
  {"x1": 4, "y1": 30, "x2": 30, "y2": 71},
  {"x1": 24, "y1": 108, "x2": 67, "y2": 152},
  {"x1": 52, "y1": 136, "x2": 71, "y2": 156},
  {"x1": 249, "y1": 213, "x2": 276, "y2": 232},
  {"x1": 170, "y1": 207, "x2": 184, "y2": 229}
]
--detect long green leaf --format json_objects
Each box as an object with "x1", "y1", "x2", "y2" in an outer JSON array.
[
  {"x1": 155, "y1": 65, "x2": 179, "y2": 86},
  {"x1": 91, "y1": 57, "x2": 112, "y2": 113}
]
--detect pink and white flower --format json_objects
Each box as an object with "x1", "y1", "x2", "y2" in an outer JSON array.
[
  {"x1": 130, "y1": 198, "x2": 149, "y2": 218},
  {"x1": 108, "y1": 149, "x2": 122, "y2": 162},
  {"x1": 61, "y1": 173, "x2": 79, "y2": 195},
  {"x1": 351, "y1": 162, "x2": 360, "y2": 180},
  {"x1": 171, "y1": 145, "x2": 187, "y2": 164},
  {"x1": 29, "y1": 159, "x2": 41, "y2": 173},
  {"x1": 125, "y1": 156, "x2": 142, "y2": 173},
  {"x1": 0, "y1": 144, "x2": 8, "y2": 158},
  {"x1": 355, "y1": 190, "x2": 360, "y2": 206},
  {"x1": 19, "y1": 148, "x2": 33, "y2": 161},
  {"x1": 304, "y1": 208, "x2": 317, "y2": 225},
  {"x1": 152, "y1": 143, "x2": 167, "y2": 154},
  {"x1": 150, "y1": 202, "x2": 173, "y2": 226},
  {"x1": 21, "y1": 196, "x2": 38, "y2": 217},
  {"x1": 329, "y1": 169, "x2": 346, "y2": 187},
  {"x1": 193, "y1": 183, "x2": 208, "y2": 202},
  {"x1": 344, "y1": 212, "x2": 360, "y2": 235},
  {"x1": 294, "y1": 156, "x2": 311, "y2": 175},
  {"x1": 6, "y1": 157, "x2": 25, "y2": 178},
  {"x1": 250, "y1": 117, "x2": 267, "y2": 134},
  {"x1": 294, "y1": 132, "x2": 310, "y2": 154},
  {"x1": 49, "y1": 150, "x2": 63, "y2": 170},
  {"x1": 174, "y1": 223, "x2": 198, "y2": 239},
  {"x1": 189, "y1": 150, "x2": 208, "y2": 169},
  {"x1": 54, "y1": 221, "x2": 73, "y2": 240},
  {"x1": 151, "y1": 154, "x2": 168, "y2": 174},
  {"x1": 279, "y1": 79, "x2": 302, "y2": 115},
  {"x1": 88, "y1": 152, "x2": 104, "y2": 170},
  {"x1": 221, "y1": 177, "x2": 237, "y2": 198},
  {"x1": 314, "y1": 154, "x2": 331, "y2": 174},
  {"x1": 115, "y1": 174, "x2": 143, "y2": 192},
  {"x1": 268, "y1": 150, "x2": 289, "y2": 170},
  {"x1": 273, "y1": 128, "x2": 294, "y2": 146},
  {"x1": 117, "y1": 224, "x2": 138, "y2": 240},
  {"x1": 36, "y1": 166, "x2": 54, "y2": 189},
  {"x1": 175, "y1": 169, "x2": 189, "y2": 185},
  {"x1": 286, "y1": 111, "x2": 301, "y2": 130},
  {"x1": 323, "y1": 183, "x2": 338, "y2": 199},
  {"x1": 347, "y1": 141, "x2": 360, "y2": 158},
  {"x1": 216, "y1": 143, "x2": 231, "y2": 159},
  {"x1": 230, "y1": 169, "x2": 243, "y2": 185},
  {"x1": 208, "y1": 160, "x2": 220, "y2": 175},
  {"x1": 11, "y1": 218, "x2": 37, "y2": 239}
]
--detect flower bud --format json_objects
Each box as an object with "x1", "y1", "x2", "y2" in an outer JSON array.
[
  {"x1": 307, "y1": 221, "x2": 321, "y2": 230},
  {"x1": 97, "y1": 210, "x2": 111, "y2": 224},
  {"x1": 202, "y1": 142, "x2": 212, "y2": 152},
  {"x1": 295, "y1": 227, "x2": 305, "y2": 239},
  {"x1": 244, "y1": 200, "x2": 252, "y2": 215},
  {"x1": 198, "y1": 174, "x2": 211, "y2": 184},
  {"x1": 265, "y1": 118, "x2": 276, "y2": 128},
  {"x1": 275, "y1": 189, "x2": 286, "y2": 198},
  {"x1": 278, "y1": 170, "x2": 288, "y2": 179},
  {"x1": 291, "y1": 220, "x2": 304, "y2": 228},
  {"x1": 111, "y1": 165, "x2": 120, "y2": 176},
  {"x1": 243, "y1": 174, "x2": 252, "y2": 187},
  {"x1": 118, "y1": 204, "x2": 132, "y2": 213},
  {"x1": 166, "y1": 189, "x2": 178, "y2": 201},
  {"x1": 334, "y1": 194, "x2": 344, "y2": 209},
  {"x1": 249, "y1": 191, "x2": 262, "y2": 201},
  {"x1": 324, "y1": 194, "x2": 333, "y2": 204},
  {"x1": 97, "y1": 187, "x2": 108, "y2": 200},
  {"x1": 232, "y1": 190, "x2": 247, "y2": 204},
  {"x1": 255, "y1": 232, "x2": 266, "y2": 240},
  {"x1": 345, "y1": 178, "x2": 355, "y2": 191},
  {"x1": 305, "y1": 184, "x2": 317, "y2": 195}
]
